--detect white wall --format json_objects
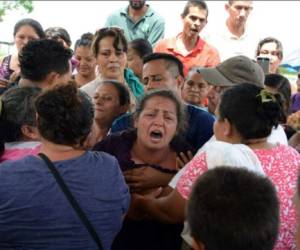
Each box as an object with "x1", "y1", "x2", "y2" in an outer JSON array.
[{"x1": 0, "y1": 1, "x2": 299, "y2": 60}]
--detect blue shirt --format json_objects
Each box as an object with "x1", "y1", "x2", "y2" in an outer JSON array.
[
  {"x1": 105, "y1": 5, "x2": 165, "y2": 47},
  {"x1": 0, "y1": 151, "x2": 130, "y2": 250},
  {"x1": 111, "y1": 104, "x2": 215, "y2": 150}
]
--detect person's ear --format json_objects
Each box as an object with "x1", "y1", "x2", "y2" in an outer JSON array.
[
  {"x1": 21, "y1": 124, "x2": 39, "y2": 140},
  {"x1": 225, "y1": 3, "x2": 230, "y2": 12},
  {"x1": 192, "y1": 238, "x2": 205, "y2": 250},
  {"x1": 44, "y1": 72, "x2": 59, "y2": 87},
  {"x1": 176, "y1": 75, "x2": 185, "y2": 90},
  {"x1": 181, "y1": 14, "x2": 184, "y2": 22},
  {"x1": 223, "y1": 118, "x2": 233, "y2": 137},
  {"x1": 203, "y1": 15, "x2": 208, "y2": 27}
]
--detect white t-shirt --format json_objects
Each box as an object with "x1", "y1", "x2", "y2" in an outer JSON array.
[
  {"x1": 169, "y1": 125, "x2": 287, "y2": 188},
  {"x1": 80, "y1": 77, "x2": 101, "y2": 99},
  {"x1": 203, "y1": 22, "x2": 261, "y2": 61}
]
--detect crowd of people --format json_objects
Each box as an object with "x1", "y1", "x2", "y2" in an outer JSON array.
[{"x1": 0, "y1": 0, "x2": 300, "y2": 250}]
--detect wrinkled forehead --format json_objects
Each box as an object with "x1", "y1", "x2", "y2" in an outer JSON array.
[{"x1": 143, "y1": 96, "x2": 177, "y2": 113}]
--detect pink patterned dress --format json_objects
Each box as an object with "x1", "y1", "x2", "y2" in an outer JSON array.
[
  {"x1": 0, "y1": 141, "x2": 41, "y2": 163},
  {"x1": 177, "y1": 144, "x2": 300, "y2": 250}
]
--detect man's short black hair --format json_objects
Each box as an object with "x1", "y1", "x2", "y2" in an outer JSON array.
[
  {"x1": 19, "y1": 39, "x2": 72, "y2": 82},
  {"x1": 181, "y1": 0, "x2": 209, "y2": 18},
  {"x1": 129, "y1": 38, "x2": 153, "y2": 59},
  {"x1": 143, "y1": 52, "x2": 184, "y2": 78},
  {"x1": 188, "y1": 166, "x2": 279, "y2": 250}
]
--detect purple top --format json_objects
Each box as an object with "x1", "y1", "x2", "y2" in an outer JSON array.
[
  {"x1": 93, "y1": 129, "x2": 189, "y2": 250},
  {"x1": 290, "y1": 93, "x2": 300, "y2": 113},
  {"x1": 0, "y1": 55, "x2": 14, "y2": 80},
  {"x1": 0, "y1": 151, "x2": 130, "y2": 250},
  {"x1": 93, "y1": 129, "x2": 195, "y2": 173}
]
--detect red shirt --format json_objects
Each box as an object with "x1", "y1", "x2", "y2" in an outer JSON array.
[{"x1": 154, "y1": 33, "x2": 220, "y2": 75}]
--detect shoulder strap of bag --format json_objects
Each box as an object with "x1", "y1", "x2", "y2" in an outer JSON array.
[{"x1": 38, "y1": 153, "x2": 103, "y2": 250}]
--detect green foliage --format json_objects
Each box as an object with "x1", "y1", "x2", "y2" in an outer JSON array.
[{"x1": 0, "y1": 0, "x2": 33, "y2": 22}]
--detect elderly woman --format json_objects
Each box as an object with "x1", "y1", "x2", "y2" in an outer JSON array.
[
  {"x1": 0, "y1": 83, "x2": 130, "y2": 250},
  {"x1": 81, "y1": 27, "x2": 144, "y2": 105},
  {"x1": 84, "y1": 80, "x2": 131, "y2": 148},
  {"x1": 73, "y1": 33, "x2": 97, "y2": 87},
  {"x1": 93, "y1": 89, "x2": 194, "y2": 250},
  {"x1": 181, "y1": 67, "x2": 209, "y2": 109},
  {"x1": 134, "y1": 84, "x2": 300, "y2": 250},
  {"x1": 0, "y1": 18, "x2": 45, "y2": 86},
  {"x1": 0, "y1": 86, "x2": 41, "y2": 162}
]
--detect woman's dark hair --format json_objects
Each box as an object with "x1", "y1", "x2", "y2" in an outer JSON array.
[
  {"x1": 14, "y1": 18, "x2": 45, "y2": 39},
  {"x1": 265, "y1": 73, "x2": 291, "y2": 122},
  {"x1": 129, "y1": 38, "x2": 153, "y2": 59},
  {"x1": 134, "y1": 89, "x2": 186, "y2": 134},
  {"x1": 35, "y1": 82, "x2": 94, "y2": 146},
  {"x1": 0, "y1": 86, "x2": 41, "y2": 156},
  {"x1": 45, "y1": 27, "x2": 72, "y2": 47},
  {"x1": 99, "y1": 80, "x2": 130, "y2": 106},
  {"x1": 92, "y1": 27, "x2": 128, "y2": 57},
  {"x1": 74, "y1": 32, "x2": 94, "y2": 51},
  {"x1": 219, "y1": 83, "x2": 282, "y2": 140}
]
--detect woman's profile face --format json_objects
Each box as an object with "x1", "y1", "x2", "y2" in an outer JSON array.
[
  {"x1": 14, "y1": 25, "x2": 40, "y2": 51},
  {"x1": 93, "y1": 83, "x2": 126, "y2": 125},
  {"x1": 135, "y1": 96, "x2": 178, "y2": 150},
  {"x1": 182, "y1": 72, "x2": 209, "y2": 106},
  {"x1": 213, "y1": 106, "x2": 230, "y2": 142},
  {"x1": 127, "y1": 47, "x2": 143, "y2": 79},
  {"x1": 96, "y1": 36, "x2": 127, "y2": 80}
]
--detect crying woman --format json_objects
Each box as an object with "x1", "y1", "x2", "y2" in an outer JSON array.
[{"x1": 93, "y1": 89, "x2": 194, "y2": 250}]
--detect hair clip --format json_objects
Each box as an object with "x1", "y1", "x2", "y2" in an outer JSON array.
[{"x1": 256, "y1": 89, "x2": 276, "y2": 103}]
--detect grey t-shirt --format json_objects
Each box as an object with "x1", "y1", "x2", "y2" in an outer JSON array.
[{"x1": 0, "y1": 151, "x2": 130, "y2": 250}]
